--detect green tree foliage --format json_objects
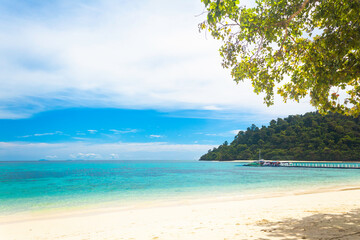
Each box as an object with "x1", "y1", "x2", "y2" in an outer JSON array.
[
  {"x1": 199, "y1": 0, "x2": 360, "y2": 116},
  {"x1": 199, "y1": 112, "x2": 360, "y2": 161}
]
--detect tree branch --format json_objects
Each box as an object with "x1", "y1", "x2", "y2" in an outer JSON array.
[
  {"x1": 276, "y1": 0, "x2": 311, "y2": 56},
  {"x1": 277, "y1": 0, "x2": 311, "y2": 27}
]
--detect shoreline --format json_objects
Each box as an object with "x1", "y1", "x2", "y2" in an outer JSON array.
[
  {"x1": 2, "y1": 184, "x2": 360, "y2": 239},
  {"x1": 2, "y1": 179, "x2": 360, "y2": 219}
]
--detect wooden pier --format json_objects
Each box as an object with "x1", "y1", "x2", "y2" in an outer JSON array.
[
  {"x1": 245, "y1": 160, "x2": 360, "y2": 169},
  {"x1": 287, "y1": 162, "x2": 360, "y2": 169}
]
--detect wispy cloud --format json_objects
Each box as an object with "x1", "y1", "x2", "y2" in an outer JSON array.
[
  {"x1": 20, "y1": 131, "x2": 63, "y2": 138},
  {"x1": 110, "y1": 129, "x2": 138, "y2": 134},
  {"x1": 72, "y1": 137, "x2": 92, "y2": 141},
  {"x1": 87, "y1": 129, "x2": 98, "y2": 134},
  {"x1": 109, "y1": 153, "x2": 119, "y2": 159},
  {"x1": 199, "y1": 129, "x2": 244, "y2": 137},
  {"x1": 149, "y1": 135, "x2": 163, "y2": 138},
  {"x1": 0, "y1": 0, "x2": 314, "y2": 119},
  {"x1": 204, "y1": 133, "x2": 219, "y2": 136},
  {"x1": 203, "y1": 105, "x2": 223, "y2": 111},
  {"x1": 69, "y1": 152, "x2": 102, "y2": 160},
  {"x1": 229, "y1": 129, "x2": 243, "y2": 135}
]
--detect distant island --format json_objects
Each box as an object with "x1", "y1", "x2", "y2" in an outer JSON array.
[{"x1": 200, "y1": 112, "x2": 360, "y2": 161}]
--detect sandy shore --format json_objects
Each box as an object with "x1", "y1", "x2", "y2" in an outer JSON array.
[{"x1": 1, "y1": 187, "x2": 360, "y2": 240}]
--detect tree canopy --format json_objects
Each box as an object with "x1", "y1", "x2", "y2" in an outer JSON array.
[
  {"x1": 200, "y1": 112, "x2": 360, "y2": 161},
  {"x1": 199, "y1": 0, "x2": 360, "y2": 116}
]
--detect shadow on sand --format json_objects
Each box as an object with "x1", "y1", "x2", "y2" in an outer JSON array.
[{"x1": 257, "y1": 209, "x2": 360, "y2": 240}]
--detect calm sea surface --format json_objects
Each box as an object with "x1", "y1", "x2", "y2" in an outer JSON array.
[{"x1": 1, "y1": 160, "x2": 360, "y2": 214}]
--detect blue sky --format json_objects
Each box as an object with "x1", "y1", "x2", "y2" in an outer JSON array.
[{"x1": 0, "y1": 0, "x2": 314, "y2": 160}]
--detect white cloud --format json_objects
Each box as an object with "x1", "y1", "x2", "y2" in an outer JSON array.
[
  {"x1": 204, "y1": 133, "x2": 219, "y2": 136},
  {"x1": 109, "y1": 153, "x2": 119, "y2": 159},
  {"x1": 0, "y1": 0, "x2": 314, "y2": 119},
  {"x1": 149, "y1": 135, "x2": 163, "y2": 138},
  {"x1": 70, "y1": 152, "x2": 102, "y2": 160},
  {"x1": 110, "y1": 129, "x2": 138, "y2": 134},
  {"x1": 0, "y1": 141, "x2": 216, "y2": 160},
  {"x1": 20, "y1": 131, "x2": 63, "y2": 138},
  {"x1": 201, "y1": 130, "x2": 242, "y2": 137},
  {"x1": 72, "y1": 137, "x2": 91, "y2": 141},
  {"x1": 45, "y1": 155, "x2": 58, "y2": 159},
  {"x1": 229, "y1": 129, "x2": 243, "y2": 135},
  {"x1": 87, "y1": 130, "x2": 98, "y2": 134},
  {"x1": 203, "y1": 106, "x2": 223, "y2": 111}
]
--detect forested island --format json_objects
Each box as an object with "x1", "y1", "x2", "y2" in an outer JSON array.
[{"x1": 200, "y1": 112, "x2": 360, "y2": 161}]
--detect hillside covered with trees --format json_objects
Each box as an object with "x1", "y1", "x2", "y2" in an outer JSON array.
[{"x1": 200, "y1": 112, "x2": 360, "y2": 161}]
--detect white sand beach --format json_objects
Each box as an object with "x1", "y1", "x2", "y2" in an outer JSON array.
[{"x1": 1, "y1": 187, "x2": 360, "y2": 240}]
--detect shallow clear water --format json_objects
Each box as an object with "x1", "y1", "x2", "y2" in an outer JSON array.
[{"x1": 1, "y1": 160, "x2": 360, "y2": 213}]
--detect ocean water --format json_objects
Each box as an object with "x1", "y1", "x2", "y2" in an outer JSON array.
[{"x1": 1, "y1": 160, "x2": 360, "y2": 214}]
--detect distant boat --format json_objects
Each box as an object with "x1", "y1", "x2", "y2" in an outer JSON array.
[
  {"x1": 244, "y1": 160, "x2": 262, "y2": 166},
  {"x1": 245, "y1": 160, "x2": 290, "y2": 167},
  {"x1": 244, "y1": 150, "x2": 264, "y2": 166}
]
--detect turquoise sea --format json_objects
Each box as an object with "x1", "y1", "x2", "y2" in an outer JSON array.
[{"x1": 1, "y1": 160, "x2": 360, "y2": 214}]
